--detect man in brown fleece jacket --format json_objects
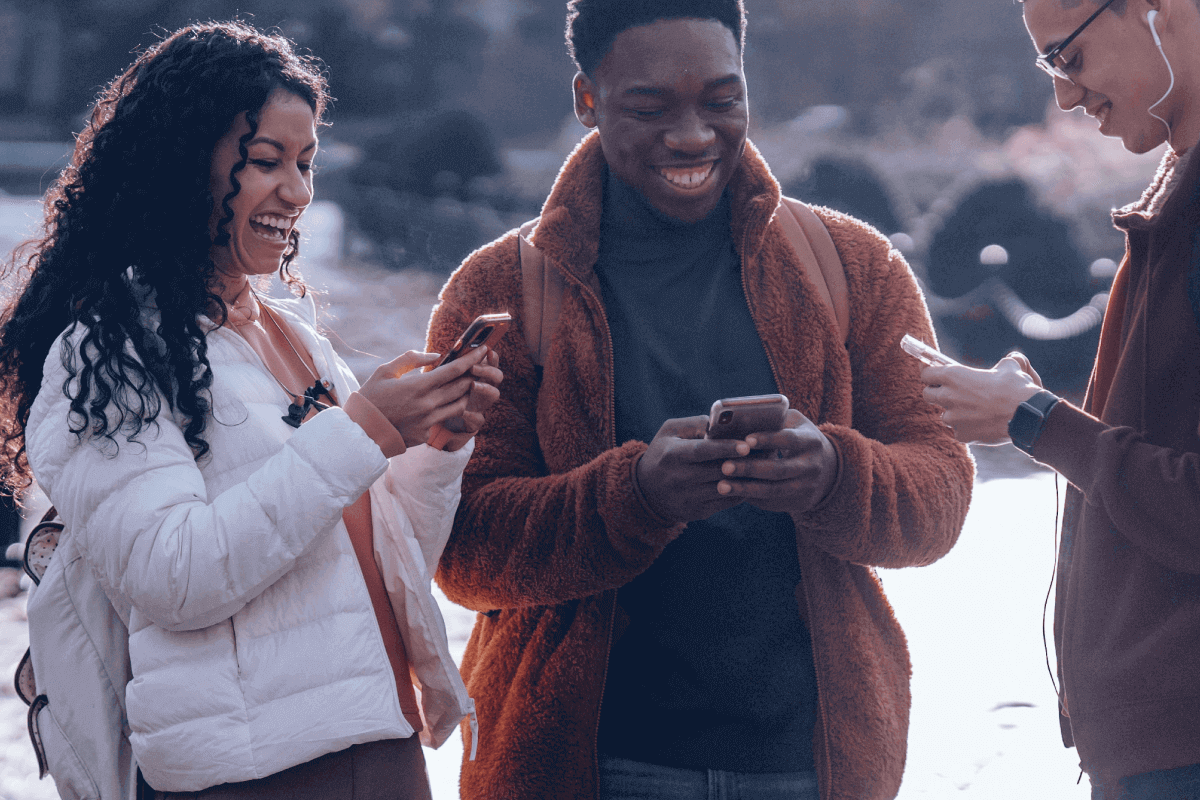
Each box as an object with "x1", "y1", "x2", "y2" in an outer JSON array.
[
  {"x1": 427, "y1": 1, "x2": 973, "y2": 798},
  {"x1": 923, "y1": 0, "x2": 1200, "y2": 797}
]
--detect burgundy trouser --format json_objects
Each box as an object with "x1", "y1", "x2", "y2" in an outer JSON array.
[{"x1": 151, "y1": 736, "x2": 433, "y2": 800}]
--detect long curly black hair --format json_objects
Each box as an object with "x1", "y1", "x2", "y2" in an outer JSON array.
[{"x1": 0, "y1": 20, "x2": 329, "y2": 491}]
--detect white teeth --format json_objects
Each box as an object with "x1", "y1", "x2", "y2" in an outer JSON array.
[
  {"x1": 249, "y1": 214, "x2": 289, "y2": 242},
  {"x1": 248, "y1": 215, "x2": 294, "y2": 245},
  {"x1": 251, "y1": 214, "x2": 291, "y2": 230},
  {"x1": 659, "y1": 164, "x2": 714, "y2": 188}
]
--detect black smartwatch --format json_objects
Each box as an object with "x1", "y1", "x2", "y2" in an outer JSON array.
[{"x1": 1008, "y1": 390, "x2": 1060, "y2": 455}]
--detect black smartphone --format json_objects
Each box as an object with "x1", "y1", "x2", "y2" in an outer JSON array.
[{"x1": 705, "y1": 394, "x2": 790, "y2": 439}]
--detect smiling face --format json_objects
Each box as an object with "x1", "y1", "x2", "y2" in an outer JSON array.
[
  {"x1": 1023, "y1": 0, "x2": 1190, "y2": 153},
  {"x1": 574, "y1": 17, "x2": 748, "y2": 223},
  {"x1": 208, "y1": 88, "x2": 317, "y2": 299}
]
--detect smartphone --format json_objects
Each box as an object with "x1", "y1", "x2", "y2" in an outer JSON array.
[
  {"x1": 426, "y1": 313, "x2": 511, "y2": 451},
  {"x1": 435, "y1": 313, "x2": 512, "y2": 368},
  {"x1": 900, "y1": 334, "x2": 960, "y2": 368},
  {"x1": 706, "y1": 394, "x2": 790, "y2": 439}
]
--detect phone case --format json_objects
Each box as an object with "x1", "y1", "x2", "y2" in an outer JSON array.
[
  {"x1": 900, "y1": 334, "x2": 959, "y2": 368},
  {"x1": 436, "y1": 313, "x2": 512, "y2": 367},
  {"x1": 706, "y1": 394, "x2": 790, "y2": 439}
]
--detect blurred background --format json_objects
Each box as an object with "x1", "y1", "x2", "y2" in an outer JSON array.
[
  {"x1": 0, "y1": 2, "x2": 1168, "y2": 797},
  {"x1": 0, "y1": 0, "x2": 1158, "y2": 389}
]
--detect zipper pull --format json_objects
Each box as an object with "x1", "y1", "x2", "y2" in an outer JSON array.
[{"x1": 467, "y1": 697, "x2": 479, "y2": 761}]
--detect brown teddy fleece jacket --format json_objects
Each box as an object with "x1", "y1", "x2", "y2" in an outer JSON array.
[{"x1": 427, "y1": 133, "x2": 974, "y2": 800}]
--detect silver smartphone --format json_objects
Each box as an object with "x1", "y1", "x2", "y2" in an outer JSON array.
[
  {"x1": 706, "y1": 394, "x2": 790, "y2": 439},
  {"x1": 900, "y1": 334, "x2": 960, "y2": 368}
]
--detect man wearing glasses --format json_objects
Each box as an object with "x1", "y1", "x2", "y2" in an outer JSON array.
[{"x1": 919, "y1": 0, "x2": 1200, "y2": 797}]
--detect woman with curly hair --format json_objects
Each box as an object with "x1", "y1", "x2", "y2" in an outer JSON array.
[{"x1": 0, "y1": 20, "x2": 500, "y2": 799}]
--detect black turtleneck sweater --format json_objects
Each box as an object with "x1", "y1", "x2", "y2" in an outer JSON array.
[{"x1": 594, "y1": 169, "x2": 818, "y2": 773}]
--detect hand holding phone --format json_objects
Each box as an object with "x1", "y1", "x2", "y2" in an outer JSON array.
[
  {"x1": 432, "y1": 313, "x2": 512, "y2": 369},
  {"x1": 427, "y1": 313, "x2": 511, "y2": 450},
  {"x1": 706, "y1": 394, "x2": 790, "y2": 439},
  {"x1": 703, "y1": 396, "x2": 839, "y2": 515},
  {"x1": 901, "y1": 334, "x2": 960, "y2": 368}
]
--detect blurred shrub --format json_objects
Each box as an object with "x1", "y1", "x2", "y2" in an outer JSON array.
[
  {"x1": 352, "y1": 110, "x2": 502, "y2": 200},
  {"x1": 784, "y1": 158, "x2": 902, "y2": 236},
  {"x1": 928, "y1": 180, "x2": 1088, "y2": 312},
  {"x1": 926, "y1": 179, "x2": 1100, "y2": 394},
  {"x1": 332, "y1": 110, "x2": 524, "y2": 272}
]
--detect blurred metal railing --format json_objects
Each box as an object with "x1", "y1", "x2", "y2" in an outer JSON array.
[
  {"x1": 923, "y1": 277, "x2": 1108, "y2": 340},
  {"x1": 917, "y1": 244, "x2": 1112, "y2": 342}
]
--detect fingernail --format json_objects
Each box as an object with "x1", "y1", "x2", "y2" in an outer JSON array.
[
  {"x1": 736, "y1": 443, "x2": 750, "y2": 456},
  {"x1": 745, "y1": 437, "x2": 757, "y2": 448},
  {"x1": 717, "y1": 481, "x2": 731, "y2": 495},
  {"x1": 722, "y1": 461, "x2": 735, "y2": 475}
]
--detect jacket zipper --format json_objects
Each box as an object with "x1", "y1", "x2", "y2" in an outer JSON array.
[
  {"x1": 802, "y1": 570, "x2": 834, "y2": 799},
  {"x1": 574, "y1": 275, "x2": 620, "y2": 799},
  {"x1": 591, "y1": 592, "x2": 617, "y2": 797},
  {"x1": 740, "y1": 236, "x2": 835, "y2": 800}
]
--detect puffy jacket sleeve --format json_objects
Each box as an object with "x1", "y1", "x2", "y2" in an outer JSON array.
[
  {"x1": 381, "y1": 440, "x2": 473, "y2": 577},
  {"x1": 428, "y1": 233, "x2": 683, "y2": 612},
  {"x1": 795, "y1": 214, "x2": 975, "y2": 568},
  {"x1": 25, "y1": 331, "x2": 389, "y2": 632},
  {"x1": 1031, "y1": 402, "x2": 1200, "y2": 574}
]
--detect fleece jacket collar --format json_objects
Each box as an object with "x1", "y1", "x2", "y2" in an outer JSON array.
[
  {"x1": 1113, "y1": 148, "x2": 1193, "y2": 231},
  {"x1": 530, "y1": 132, "x2": 783, "y2": 285}
]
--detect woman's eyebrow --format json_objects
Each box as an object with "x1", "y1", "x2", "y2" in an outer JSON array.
[{"x1": 247, "y1": 136, "x2": 318, "y2": 154}]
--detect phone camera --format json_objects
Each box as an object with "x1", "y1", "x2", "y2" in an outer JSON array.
[
  {"x1": 717, "y1": 410, "x2": 734, "y2": 425},
  {"x1": 470, "y1": 326, "x2": 494, "y2": 347}
]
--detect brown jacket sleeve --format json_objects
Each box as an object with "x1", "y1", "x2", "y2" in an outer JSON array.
[
  {"x1": 428, "y1": 233, "x2": 683, "y2": 612},
  {"x1": 796, "y1": 218, "x2": 975, "y2": 569},
  {"x1": 1034, "y1": 402, "x2": 1200, "y2": 574}
]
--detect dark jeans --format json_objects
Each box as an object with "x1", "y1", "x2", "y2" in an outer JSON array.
[
  {"x1": 599, "y1": 754, "x2": 820, "y2": 800},
  {"x1": 1091, "y1": 762, "x2": 1200, "y2": 800},
  {"x1": 152, "y1": 736, "x2": 432, "y2": 800}
]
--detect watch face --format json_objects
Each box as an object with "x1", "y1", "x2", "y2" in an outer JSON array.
[
  {"x1": 1009, "y1": 402, "x2": 1043, "y2": 453},
  {"x1": 1009, "y1": 392, "x2": 1057, "y2": 454}
]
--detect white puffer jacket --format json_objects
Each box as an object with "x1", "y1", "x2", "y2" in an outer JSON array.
[{"x1": 25, "y1": 292, "x2": 475, "y2": 793}]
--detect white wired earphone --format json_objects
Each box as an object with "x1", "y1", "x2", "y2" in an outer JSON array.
[{"x1": 1146, "y1": 8, "x2": 1176, "y2": 142}]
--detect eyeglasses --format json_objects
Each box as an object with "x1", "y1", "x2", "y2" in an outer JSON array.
[{"x1": 1035, "y1": 0, "x2": 1119, "y2": 82}]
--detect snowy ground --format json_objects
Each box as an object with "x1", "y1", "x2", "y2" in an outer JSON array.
[{"x1": 0, "y1": 197, "x2": 1092, "y2": 798}]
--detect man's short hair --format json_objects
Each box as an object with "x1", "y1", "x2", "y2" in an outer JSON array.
[{"x1": 566, "y1": 0, "x2": 747, "y2": 77}]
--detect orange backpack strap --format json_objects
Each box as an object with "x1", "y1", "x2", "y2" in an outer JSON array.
[
  {"x1": 776, "y1": 197, "x2": 850, "y2": 344},
  {"x1": 518, "y1": 217, "x2": 566, "y2": 367}
]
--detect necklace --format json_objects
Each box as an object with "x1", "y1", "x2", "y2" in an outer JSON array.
[{"x1": 249, "y1": 290, "x2": 333, "y2": 428}]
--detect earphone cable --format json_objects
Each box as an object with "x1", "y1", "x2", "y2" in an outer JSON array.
[
  {"x1": 1042, "y1": 472, "x2": 1062, "y2": 702},
  {"x1": 1147, "y1": 10, "x2": 1176, "y2": 142}
]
